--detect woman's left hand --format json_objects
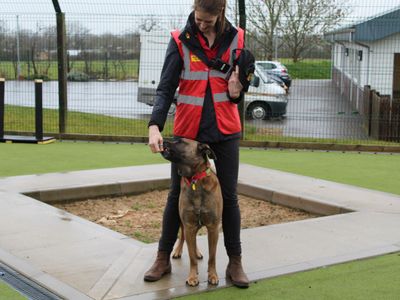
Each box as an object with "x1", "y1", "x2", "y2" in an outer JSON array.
[{"x1": 228, "y1": 65, "x2": 243, "y2": 99}]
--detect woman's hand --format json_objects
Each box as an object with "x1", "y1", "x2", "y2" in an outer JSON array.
[
  {"x1": 228, "y1": 65, "x2": 243, "y2": 99},
  {"x1": 148, "y1": 125, "x2": 164, "y2": 153}
]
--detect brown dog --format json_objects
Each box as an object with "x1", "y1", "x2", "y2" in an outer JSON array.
[{"x1": 162, "y1": 138, "x2": 223, "y2": 286}]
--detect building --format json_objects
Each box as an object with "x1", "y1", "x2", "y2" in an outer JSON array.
[{"x1": 325, "y1": 7, "x2": 400, "y2": 113}]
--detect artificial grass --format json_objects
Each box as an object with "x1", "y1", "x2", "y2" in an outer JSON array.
[
  {"x1": 179, "y1": 252, "x2": 400, "y2": 300},
  {"x1": 240, "y1": 148, "x2": 400, "y2": 195},
  {"x1": 1, "y1": 141, "x2": 399, "y2": 299},
  {"x1": 0, "y1": 141, "x2": 399, "y2": 196},
  {"x1": 0, "y1": 281, "x2": 27, "y2": 300},
  {"x1": 0, "y1": 141, "x2": 164, "y2": 177}
]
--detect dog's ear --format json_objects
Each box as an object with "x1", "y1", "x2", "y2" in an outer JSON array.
[{"x1": 198, "y1": 143, "x2": 217, "y2": 160}]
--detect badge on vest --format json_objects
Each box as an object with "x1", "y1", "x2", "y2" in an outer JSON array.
[{"x1": 191, "y1": 54, "x2": 201, "y2": 62}]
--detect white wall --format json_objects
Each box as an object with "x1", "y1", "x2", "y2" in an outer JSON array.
[
  {"x1": 332, "y1": 33, "x2": 400, "y2": 98},
  {"x1": 369, "y1": 32, "x2": 400, "y2": 97},
  {"x1": 339, "y1": 42, "x2": 370, "y2": 88}
]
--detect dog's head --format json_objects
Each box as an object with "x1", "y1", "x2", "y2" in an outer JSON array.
[{"x1": 161, "y1": 138, "x2": 216, "y2": 177}]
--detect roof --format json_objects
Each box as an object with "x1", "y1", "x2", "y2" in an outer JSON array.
[{"x1": 325, "y1": 6, "x2": 400, "y2": 43}]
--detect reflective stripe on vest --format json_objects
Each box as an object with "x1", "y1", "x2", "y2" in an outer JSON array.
[
  {"x1": 177, "y1": 94, "x2": 204, "y2": 105},
  {"x1": 214, "y1": 92, "x2": 229, "y2": 103},
  {"x1": 180, "y1": 46, "x2": 208, "y2": 80}
]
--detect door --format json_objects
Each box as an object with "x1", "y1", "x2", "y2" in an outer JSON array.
[{"x1": 393, "y1": 53, "x2": 400, "y2": 99}]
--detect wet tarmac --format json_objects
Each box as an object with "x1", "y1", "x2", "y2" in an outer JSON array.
[{"x1": 246, "y1": 80, "x2": 368, "y2": 139}]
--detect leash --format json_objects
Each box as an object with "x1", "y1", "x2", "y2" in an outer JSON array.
[{"x1": 183, "y1": 166, "x2": 212, "y2": 191}]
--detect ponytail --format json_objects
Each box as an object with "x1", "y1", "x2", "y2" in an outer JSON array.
[{"x1": 217, "y1": 2, "x2": 226, "y2": 37}]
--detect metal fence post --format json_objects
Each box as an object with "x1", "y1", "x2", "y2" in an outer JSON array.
[
  {"x1": 238, "y1": 0, "x2": 246, "y2": 140},
  {"x1": 0, "y1": 79, "x2": 4, "y2": 139},
  {"x1": 52, "y1": 0, "x2": 68, "y2": 134},
  {"x1": 35, "y1": 80, "x2": 44, "y2": 141}
]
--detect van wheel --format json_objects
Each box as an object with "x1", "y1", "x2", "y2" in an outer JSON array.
[{"x1": 247, "y1": 102, "x2": 271, "y2": 120}]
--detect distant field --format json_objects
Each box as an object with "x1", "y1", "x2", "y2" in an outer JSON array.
[
  {"x1": 0, "y1": 59, "x2": 139, "y2": 81},
  {"x1": 3, "y1": 104, "x2": 157, "y2": 136},
  {"x1": 280, "y1": 58, "x2": 331, "y2": 79},
  {"x1": 0, "y1": 59, "x2": 329, "y2": 81}
]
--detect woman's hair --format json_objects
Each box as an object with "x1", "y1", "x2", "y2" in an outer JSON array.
[{"x1": 193, "y1": 0, "x2": 227, "y2": 36}]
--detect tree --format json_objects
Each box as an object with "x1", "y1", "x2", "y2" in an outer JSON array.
[
  {"x1": 139, "y1": 16, "x2": 161, "y2": 32},
  {"x1": 67, "y1": 22, "x2": 92, "y2": 75},
  {"x1": 41, "y1": 26, "x2": 57, "y2": 76},
  {"x1": 281, "y1": 0, "x2": 346, "y2": 62},
  {"x1": 0, "y1": 20, "x2": 7, "y2": 77},
  {"x1": 246, "y1": 0, "x2": 288, "y2": 60}
]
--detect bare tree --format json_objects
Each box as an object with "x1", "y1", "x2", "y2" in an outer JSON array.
[
  {"x1": 68, "y1": 22, "x2": 91, "y2": 75},
  {"x1": 0, "y1": 20, "x2": 7, "y2": 77},
  {"x1": 246, "y1": 0, "x2": 288, "y2": 60},
  {"x1": 281, "y1": 0, "x2": 346, "y2": 62},
  {"x1": 139, "y1": 16, "x2": 161, "y2": 32},
  {"x1": 0, "y1": 21, "x2": 5, "y2": 55},
  {"x1": 42, "y1": 26, "x2": 56, "y2": 76}
]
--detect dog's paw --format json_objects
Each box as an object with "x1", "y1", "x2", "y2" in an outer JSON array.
[
  {"x1": 172, "y1": 252, "x2": 182, "y2": 259},
  {"x1": 208, "y1": 273, "x2": 219, "y2": 285},
  {"x1": 186, "y1": 276, "x2": 199, "y2": 287},
  {"x1": 196, "y1": 250, "x2": 203, "y2": 260}
]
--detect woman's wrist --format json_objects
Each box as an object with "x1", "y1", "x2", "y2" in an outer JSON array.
[{"x1": 229, "y1": 92, "x2": 240, "y2": 99}]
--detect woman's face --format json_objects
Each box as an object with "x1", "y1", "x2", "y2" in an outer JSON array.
[{"x1": 194, "y1": 10, "x2": 219, "y2": 34}]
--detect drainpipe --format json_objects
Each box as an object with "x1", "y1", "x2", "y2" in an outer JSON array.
[
  {"x1": 355, "y1": 41, "x2": 371, "y2": 93},
  {"x1": 337, "y1": 41, "x2": 345, "y2": 94}
]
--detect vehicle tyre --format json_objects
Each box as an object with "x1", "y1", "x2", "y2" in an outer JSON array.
[{"x1": 247, "y1": 102, "x2": 271, "y2": 120}]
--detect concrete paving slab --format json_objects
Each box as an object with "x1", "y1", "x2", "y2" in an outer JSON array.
[
  {"x1": 0, "y1": 163, "x2": 399, "y2": 299},
  {"x1": 239, "y1": 164, "x2": 400, "y2": 213},
  {"x1": 0, "y1": 165, "x2": 171, "y2": 194}
]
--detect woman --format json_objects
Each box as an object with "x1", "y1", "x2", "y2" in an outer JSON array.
[{"x1": 144, "y1": 0, "x2": 251, "y2": 288}]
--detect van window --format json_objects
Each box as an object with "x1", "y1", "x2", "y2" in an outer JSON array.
[{"x1": 257, "y1": 62, "x2": 275, "y2": 70}]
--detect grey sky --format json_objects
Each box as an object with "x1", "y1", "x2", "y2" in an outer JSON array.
[{"x1": 0, "y1": 0, "x2": 399, "y2": 34}]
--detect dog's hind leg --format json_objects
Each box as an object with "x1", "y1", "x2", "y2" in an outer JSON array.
[
  {"x1": 172, "y1": 223, "x2": 203, "y2": 259},
  {"x1": 172, "y1": 224, "x2": 185, "y2": 259},
  {"x1": 206, "y1": 226, "x2": 219, "y2": 285}
]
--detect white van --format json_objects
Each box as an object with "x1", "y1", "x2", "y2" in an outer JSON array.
[{"x1": 137, "y1": 31, "x2": 288, "y2": 120}]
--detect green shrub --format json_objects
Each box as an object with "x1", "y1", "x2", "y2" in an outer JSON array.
[
  {"x1": 25, "y1": 74, "x2": 50, "y2": 81},
  {"x1": 67, "y1": 71, "x2": 89, "y2": 82}
]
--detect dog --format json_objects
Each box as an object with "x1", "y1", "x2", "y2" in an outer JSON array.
[{"x1": 162, "y1": 138, "x2": 223, "y2": 286}]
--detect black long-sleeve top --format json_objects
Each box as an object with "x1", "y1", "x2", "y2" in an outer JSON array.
[{"x1": 148, "y1": 12, "x2": 242, "y2": 143}]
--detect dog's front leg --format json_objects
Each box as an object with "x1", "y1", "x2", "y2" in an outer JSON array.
[
  {"x1": 207, "y1": 226, "x2": 219, "y2": 285},
  {"x1": 184, "y1": 224, "x2": 200, "y2": 286}
]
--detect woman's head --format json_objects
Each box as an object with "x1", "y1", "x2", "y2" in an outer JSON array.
[{"x1": 193, "y1": 0, "x2": 226, "y2": 35}]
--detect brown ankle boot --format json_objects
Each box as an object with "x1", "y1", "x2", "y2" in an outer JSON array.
[
  {"x1": 143, "y1": 250, "x2": 171, "y2": 282},
  {"x1": 226, "y1": 255, "x2": 249, "y2": 288}
]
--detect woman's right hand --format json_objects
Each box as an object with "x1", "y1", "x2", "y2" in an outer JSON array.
[{"x1": 148, "y1": 125, "x2": 164, "y2": 153}]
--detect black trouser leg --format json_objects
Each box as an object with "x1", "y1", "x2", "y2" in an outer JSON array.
[
  {"x1": 158, "y1": 162, "x2": 181, "y2": 253},
  {"x1": 210, "y1": 138, "x2": 241, "y2": 256}
]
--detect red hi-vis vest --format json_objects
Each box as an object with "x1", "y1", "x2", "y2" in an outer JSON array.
[{"x1": 171, "y1": 28, "x2": 245, "y2": 139}]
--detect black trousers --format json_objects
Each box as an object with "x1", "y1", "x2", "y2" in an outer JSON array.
[{"x1": 158, "y1": 138, "x2": 242, "y2": 256}]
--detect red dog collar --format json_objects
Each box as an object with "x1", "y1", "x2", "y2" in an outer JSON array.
[{"x1": 183, "y1": 168, "x2": 212, "y2": 190}]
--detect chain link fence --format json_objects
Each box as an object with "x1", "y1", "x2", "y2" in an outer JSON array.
[{"x1": 1, "y1": 0, "x2": 399, "y2": 145}]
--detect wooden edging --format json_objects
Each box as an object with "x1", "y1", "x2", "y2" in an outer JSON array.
[{"x1": 4, "y1": 131, "x2": 400, "y2": 153}]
